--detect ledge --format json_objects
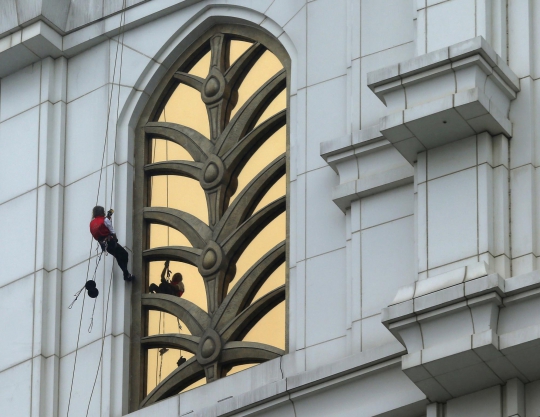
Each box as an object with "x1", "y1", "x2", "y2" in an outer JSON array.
[
  {"x1": 382, "y1": 267, "x2": 540, "y2": 402},
  {"x1": 368, "y1": 37, "x2": 519, "y2": 94},
  {"x1": 0, "y1": 21, "x2": 62, "y2": 78},
  {"x1": 0, "y1": 0, "x2": 204, "y2": 78},
  {"x1": 320, "y1": 126, "x2": 414, "y2": 211},
  {"x1": 367, "y1": 36, "x2": 519, "y2": 164},
  {"x1": 169, "y1": 343, "x2": 405, "y2": 417}
]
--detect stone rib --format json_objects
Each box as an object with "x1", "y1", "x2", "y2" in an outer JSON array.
[
  {"x1": 219, "y1": 285, "x2": 285, "y2": 342},
  {"x1": 144, "y1": 207, "x2": 212, "y2": 249},
  {"x1": 144, "y1": 160, "x2": 202, "y2": 181},
  {"x1": 145, "y1": 122, "x2": 212, "y2": 162},
  {"x1": 142, "y1": 294, "x2": 211, "y2": 336},
  {"x1": 212, "y1": 242, "x2": 285, "y2": 331}
]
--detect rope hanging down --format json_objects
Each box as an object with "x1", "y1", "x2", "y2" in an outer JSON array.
[
  {"x1": 66, "y1": 2, "x2": 128, "y2": 416},
  {"x1": 86, "y1": 16, "x2": 128, "y2": 414},
  {"x1": 151, "y1": 110, "x2": 187, "y2": 381}
]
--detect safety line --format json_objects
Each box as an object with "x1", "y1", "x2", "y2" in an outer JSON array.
[
  {"x1": 85, "y1": 2, "x2": 128, "y2": 415},
  {"x1": 66, "y1": 1, "x2": 128, "y2": 415}
]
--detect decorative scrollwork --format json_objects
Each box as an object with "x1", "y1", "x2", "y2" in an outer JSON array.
[{"x1": 137, "y1": 29, "x2": 288, "y2": 407}]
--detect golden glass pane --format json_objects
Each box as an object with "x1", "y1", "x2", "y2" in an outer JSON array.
[
  {"x1": 147, "y1": 310, "x2": 191, "y2": 337},
  {"x1": 229, "y1": 50, "x2": 283, "y2": 119},
  {"x1": 230, "y1": 212, "x2": 285, "y2": 289},
  {"x1": 148, "y1": 261, "x2": 207, "y2": 312},
  {"x1": 151, "y1": 139, "x2": 194, "y2": 163},
  {"x1": 150, "y1": 175, "x2": 208, "y2": 224},
  {"x1": 242, "y1": 302, "x2": 285, "y2": 350},
  {"x1": 160, "y1": 84, "x2": 210, "y2": 139},
  {"x1": 180, "y1": 377, "x2": 206, "y2": 393},
  {"x1": 229, "y1": 125, "x2": 286, "y2": 203},
  {"x1": 225, "y1": 364, "x2": 256, "y2": 376},
  {"x1": 146, "y1": 348, "x2": 197, "y2": 394},
  {"x1": 149, "y1": 224, "x2": 191, "y2": 249},
  {"x1": 228, "y1": 40, "x2": 253, "y2": 68},
  {"x1": 188, "y1": 50, "x2": 211, "y2": 78},
  {"x1": 252, "y1": 175, "x2": 285, "y2": 215},
  {"x1": 250, "y1": 263, "x2": 285, "y2": 305},
  {"x1": 151, "y1": 138, "x2": 166, "y2": 162},
  {"x1": 254, "y1": 89, "x2": 286, "y2": 128}
]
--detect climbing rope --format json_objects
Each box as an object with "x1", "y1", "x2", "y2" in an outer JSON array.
[
  {"x1": 153, "y1": 107, "x2": 171, "y2": 385},
  {"x1": 68, "y1": 245, "x2": 104, "y2": 310},
  {"x1": 85, "y1": 3, "x2": 128, "y2": 415},
  {"x1": 66, "y1": 1, "x2": 128, "y2": 415}
]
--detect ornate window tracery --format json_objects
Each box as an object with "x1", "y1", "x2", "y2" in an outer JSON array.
[{"x1": 131, "y1": 26, "x2": 289, "y2": 409}]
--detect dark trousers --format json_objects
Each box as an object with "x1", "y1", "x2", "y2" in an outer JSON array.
[
  {"x1": 150, "y1": 281, "x2": 177, "y2": 296},
  {"x1": 100, "y1": 239, "x2": 130, "y2": 278}
]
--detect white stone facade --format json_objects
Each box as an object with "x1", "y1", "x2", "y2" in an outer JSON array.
[{"x1": 2, "y1": 0, "x2": 540, "y2": 416}]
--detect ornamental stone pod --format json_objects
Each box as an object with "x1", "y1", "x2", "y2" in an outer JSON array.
[
  {"x1": 196, "y1": 329, "x2": 222, "y2": 365},
  {"x1": 204, "y1": 76, "x2": 220, "y2": 98}
]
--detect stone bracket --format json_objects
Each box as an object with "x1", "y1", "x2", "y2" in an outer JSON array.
[
  {"x1": 382, "y1": 266, "x2": 540, "y2": 402},
  {"x1": 320, "y1": 126, "x2": 413, "y2": 212},
  {"x1": 367, "y1": 36, "x2": 519, "y2": 164}
]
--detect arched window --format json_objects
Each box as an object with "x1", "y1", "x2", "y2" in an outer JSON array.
[{"x1": 131, "y1": 25, "x2": 289, "y2": 409}]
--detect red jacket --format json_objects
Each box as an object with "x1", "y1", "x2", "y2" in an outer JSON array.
[{"x1": 90, "y1": 216, "x2": 110, "y2": 241}]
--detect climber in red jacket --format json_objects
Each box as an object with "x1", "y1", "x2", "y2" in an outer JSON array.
[{"x1": 90, "y1": 206, "x2": 134, "y2": 281}]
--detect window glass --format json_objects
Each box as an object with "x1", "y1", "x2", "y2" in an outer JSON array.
[
  {"x1": 229, "y1": 125, "x2": 286, "y2": 203},
  {"x1": 229, "y1": 40, "x2": 253, "y2": 67},
  {"x1": 141, "y1": 32, "x2": 287, "y2": 404},
  {"x1": 159, "y1": 84, "x2": 211, "y2": 139},
  {"x1": 229, "y1": 50, "x2": 282, "y2": 119},
  {"x1": 243, "y1": 302, "x2": 285, "y2": 350},
  {"x1": 188, "y1": 50, "x2": 211, "y2": 78},
  {"x1": 230, "y1": 212, "x2": 285, "y2": 289}
]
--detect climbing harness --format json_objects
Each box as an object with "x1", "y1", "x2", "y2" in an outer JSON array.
[{"x1": 66, "y1": 1, "x2": 128, "y2": 416}]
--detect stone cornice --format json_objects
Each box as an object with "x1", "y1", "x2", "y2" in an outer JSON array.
[
  {"x1": 366, "y1": 36, "x2": 520, "y2": 164},
  {"x1": 0, "y1": 0, "x2": 156, "y2": 37},
  {"x1": 320, "y1": 126, "x2": 414, "y2": 211},
  {"x1": 382, "y1": 265, "x2": 540, "y2": 402},
  {"x1": 0, "y1": 0, "x2": 203, "y2": 78},
  {"x1": 189, "y1": 344, "x2": 407, "y2": 417}
]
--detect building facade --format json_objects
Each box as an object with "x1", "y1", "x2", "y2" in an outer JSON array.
[{"x1": 2, "y1": 0, "x2": 540, "y2": 416}]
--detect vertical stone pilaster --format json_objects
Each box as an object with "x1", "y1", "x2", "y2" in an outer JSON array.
[
  {"x1": 503, "y1": 378, "x2": 525, "y2": 417},
  {"x1": 32, "y1": 56, "x2": 67, "y2": 417},
  {"x1": 414, "y1": 0, "x2": 507, "y2": 58},
  {"x1": 426, "y1": 402, "x2": 444, "y2": 417},
  {"x1": 321, "y1": 128, "x2": 414, "y2": 355},
  {"x1": 368, "y1": 37, "x2": 518, "y2": 280},
  {"x1": 414, "y1": 133, "x2": 510, "y2": 278}
]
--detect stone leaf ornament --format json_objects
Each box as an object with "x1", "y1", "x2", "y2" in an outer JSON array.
[{"x1": 140, "y1": 33, "x2": 287, "y2": 406}]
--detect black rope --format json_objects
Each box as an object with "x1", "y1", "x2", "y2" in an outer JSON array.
[
  {"x1": 66, "y1": 2, "x2": 128, "y2": 415},
  {"x1": 88, "y1": 244, "x2": 107, "y2": 332},
  {"x1": 86, "y1": 267, "x2": 115, "y2": 417},
  {"x1": 85, "y1": 3, "x2": 128, "y2": 415},
  {"x1": 68, "y1": 284, "x2": 85, "y2": 310},
  {"x1": 65, "y1": 289, "x2": 87, "y2": 416}
]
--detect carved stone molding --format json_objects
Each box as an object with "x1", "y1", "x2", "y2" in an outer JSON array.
[
  {"x1": 382, "y1": 265, "x2": 540, "y2": 402},
  {"x1": 367, "y1": 36, "x2": 519, "y2": 164},
  {"x1": 320, "y1": 125, "x2": 414, "y2": 212}
]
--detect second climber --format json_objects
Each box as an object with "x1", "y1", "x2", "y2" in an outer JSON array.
[
  {"x1": 149, "y1": 260, "x2": 185, "y2": 297},
  {"x1": 89, "y1": 205, "x2": 135, "y2": 282}
]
